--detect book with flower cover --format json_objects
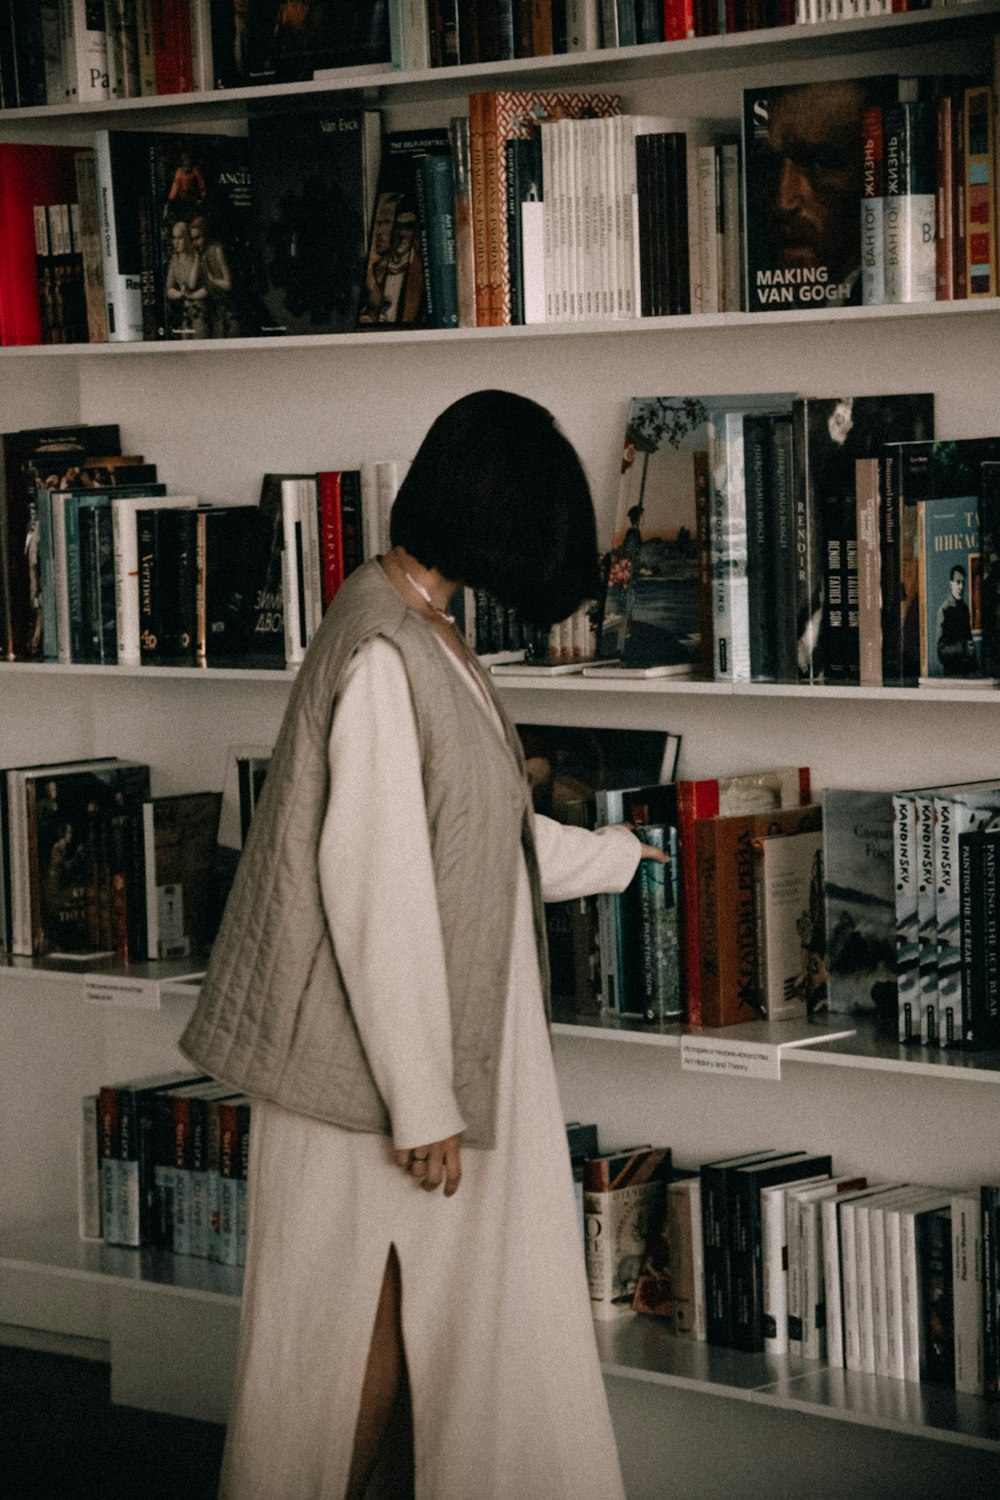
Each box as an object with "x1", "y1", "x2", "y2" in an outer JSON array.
[{"x1": 468, "y1": 89, "x2": 620, "y2": 327}]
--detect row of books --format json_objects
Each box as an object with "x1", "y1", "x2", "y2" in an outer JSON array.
[
  {"x1": 0, "y1": 0, "x2": 212, "y2": 109},
  {"x1": 587, "y1": 1142, "x2": 1000, "y2": 1400},
  {"x1": 81, "y1": 1072, "x2": 251, "y2": 1267},
  {"x1": 574, "y1": 393, "x2": 1000, "y2": 692},
  {"x1": 4, "y1": 59, "x2": 997, "y2": 348},
  {"x1": 0, "y1": 755, "x2": 228, "y2": 962}
]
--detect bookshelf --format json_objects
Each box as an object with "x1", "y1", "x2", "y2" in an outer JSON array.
[{"x1": 3, "y1": 9, "x2": 1000, "y2": 1496}]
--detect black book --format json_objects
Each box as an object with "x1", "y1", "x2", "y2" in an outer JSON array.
[
  {"x1": 728, "y1": 1152, "x2": 832, "y2": 1353},
  {"x1": 959, "y1": 825, "x2": 1000, "y2": 1049},
  {"x1": 250, "y1": 107, "x2": 382, "y2": 337},
  {"x1": 358, "y1": 129, "x2": 451, "y2": 330},
  {"x1": 137, "y1": 506, "x2": 198, "y2": 667},
  {"x1": 791, "y1": 393, "x2": 934, "y2": 685},
  {"x1": 743, "y1": 412, "x2": 777, "y2": 683},
  {"x1": 196, "y1": 505, "x2": 276, "y2": 667},
  {"x1": 240, "y1": 0, "x2": 391, "y2": 87},
  {"x1": 700, "y1": 1149, "x2": 785, "y2": 1349},
  {"x1": 505, "y1": 135, "x2": 542, "y2": 326},
  {"x1": 147, "y1": 132, "x2": 265, "y2": 341}
]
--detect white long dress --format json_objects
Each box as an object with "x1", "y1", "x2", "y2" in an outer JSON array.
[{"x1": 218, "y1": 636, "x2": 641, "y2": 1500}]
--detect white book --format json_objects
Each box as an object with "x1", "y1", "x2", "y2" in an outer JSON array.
[
  {"x1": 296, "y1": 476, "x2": 321, "y2": 644},
  {"x1": 718, "y1": 140, "x2": 742, "y2": 312},
  {"x1": 93, "y1": 130, "x2": 144, "y2": 342},
  {"x1": 951, "y1": 1191, "x2": 985, "y2": 1395},
  {"x1": 708, "y1": 409, "x2": 753, "y2": 683},
  {"x1": 766, "y1": 1174, "x2": 827, "y2": 1355},
  {"x1": 111, "y1": 495, "x2": 200, "y2": 666},
  {"x1": 696, "y1": 144, "x2": 721, "y2": 316},
  {"x1": 790, "y1": 1176, "x2": 864, "y2": 1360},
  {"x1": 280, "y1": 479, "x2": 307, "y2": 667},
  {"x1": 565, "y1": 0, "x2": 601, "y2": 50},
  {"x1": 521, "y1": 200, "x2": 546, "y2": 325},
  {"x1": 373, "y1": 460, "x2": 409, "y2": 555},
  {"x1": 61, "y1": 0, "x2": 110, "y2": 102},
  {"x1": 134, "y1": 0, "x2": 156, "y2": 95},
  {"x1": 866, "y1": 1185, "x2": 926, "y2": 1377},
  {"x1": 188, "y1": 0, "x2": 214, "y2": 93},
  {"x1": 388, "y1": 0, "x2": 432, "y2": 71},
  {"x1": 914, "y1": 793, "x2": 938, "y2": 1044},
  {"x1": 78, "y1": 1093, "x2": 102, "y2": 1240},
  {"x1": 823, "y1": 1183, "x2": 902, "y2": 1369},
  {"x1": 893, "y1": 791, "x2": 920, "y2": 1043}
]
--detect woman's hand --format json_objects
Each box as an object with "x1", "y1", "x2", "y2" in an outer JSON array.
[
  {"x1": 636, "y1": 840, "x2": 670, "y2": 863},
  {"x1": 394, "y1": 1135, "x2": 463, "y2": 1196}
]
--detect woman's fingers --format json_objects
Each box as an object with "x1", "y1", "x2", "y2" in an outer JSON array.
[{"x1": 396, "y1": 1136, "x2": 463, "y2": 1195}]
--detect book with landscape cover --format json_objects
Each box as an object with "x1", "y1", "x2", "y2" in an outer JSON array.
[
  {"x1": 752, "y1": 828, "x2": 825, "y2": 1022},
  {"x1": 250, "y1": 107, "x2": 382, "y2": 336},
  {"x1": 822, "y1": 788, "x2": 896, "y2": 1034},
  {"x1": 791, "y1": 394, "x2": 933, "y2": 685},
  {"x1": 357, "y1": 128, "x2": 450, "y2": 329},
  {"x1": 597, "y1": 396, "x2": 709, "y2": 675},
  {"x1": 743, "y1": 76, "x2": 896, "y2": 315}
]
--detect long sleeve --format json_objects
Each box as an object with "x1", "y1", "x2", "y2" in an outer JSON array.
[
  {"x1": 532, "y1": 813, "x2": 642, "y2": 904},
  {"x1": 318, "y1": 637, "x2": 466, "y2": 1151}
]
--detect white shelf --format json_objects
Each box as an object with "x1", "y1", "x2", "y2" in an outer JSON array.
[
  {"x1": 0, "y1": 659, "x2": 297, "y2": 682},
  {"x1": 4, "y1": 1219, "x2": 997, "y2": 1449},
  {"x1": 551, "y1": 1013, "x2": 1000, "y2": 1084},
  {"x1": 0, "y1": 295, "x2": 997, "y2": 360},
  {"x1": 1, "y1": 3, "x2": 995, "y2": 124},
  {"x1": 0, "y1": 1220, "x2": 241, "y2": 1305},
  {"x1": 594, "y1": 1320, "x2": 1000, "y2": 1451}
]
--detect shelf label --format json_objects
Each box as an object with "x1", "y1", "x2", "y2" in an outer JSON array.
[
  {"x1": 84, "y1": 975, "x2": 162, "y2": 1011},
  {"x1": 680, "y1": 1034, "x2": 781, "y2": 1081}
]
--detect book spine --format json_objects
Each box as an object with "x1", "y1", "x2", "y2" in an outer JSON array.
[
  {"x1": 790, "y1": 401, "x2": 823, "y2": 684},
  {"x1": 709, "y1": 409, "x2": 752, "y2": 684},
  {"x1": 593, "y1": 787, "x2": 626, "y2": 1013},
  {"x1": 935, "y1": 92, "x2": 955, "y2": 303},
  {"x1": 983, "y1": 1184, "x2": 1000, "y2": 1399},
  {"x1": 893, "y1": 792, "x2": 919, "y2": 1043},
  {"x1": 855, "y1": 457, "x2": 883, "y2": 687},
  {"x1": 981, "y1": 833, "x2": 1000, "y2": 1049},
  {"x1": 934, "y1": 798, "x2": 967, "y2": 1049},
  {"x1": 822, "y1": 1197, "x2": 845, "y2": 1368},
  {"x1": 743, "y1": 412, "x2": 775, "y2": 682},
  {"x1": 449, "y1": 114, "x2": 477, "y2": 328},
  {"x1": 78, "y1": 1092, "x2": 103, "y2": 1239},
  {"x1": 883, "y1": 100, "x2": 936, "y2": 306},
  {"x1": 951, "y1": 1192, "x2": 984, "y2": 1396},
  {"x1": 761, "y1": 1188, "x2": 789, "y2": 1356},
  {"x1": 417, "y1": 152, "x2": 459, "y2": 329},
  {"x1": 93, "y1": 130, "x2": 144, "y2": 341},
  {"x1": 861, "y1": 103, "x2": 885, "y2": 306},
  {"x1": 338, "y1": 470, "x2": 366, "y2": 581},
  {"x1": 958, "y1": 829, "x2": 982, "y2": 1046},
  {"x1": 635, "y1": 824, "x2": 681, "y2": 1022},
  {"x1": 317, "y1": 471, "x2": 345, "y2": 610},
  {"x1": 914, "y1": 794, "x2": 938, "y2": 1046},
  {"x1": 965, "y1": 83, "x2": 997, "y2": 298},
  {"x1": 98, "y1": 1084, "x2": 120, "y2": 1244}
]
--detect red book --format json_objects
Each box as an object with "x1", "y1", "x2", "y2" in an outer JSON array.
[
  {"x1": 317, "y1": 470, "x2": 345, "y2": 610},
  {"x1": 152, "y1": 0, "x2": 193, "y2": 95},
  {"x1": 0, "y1": 145, "x2": 79, "y2": 347},
  {"x1": 676, "y1": 767, "x2": 811, "y2": 1027},
  {"x1": 663, "y1": 0, "x2": 695, "y2": 38}
]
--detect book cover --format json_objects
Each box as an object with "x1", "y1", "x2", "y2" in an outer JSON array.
[
  {"x1": 696, "y1": 803, "x2": 823, "y2": 1029},
  {"x1": 141, "y1": 791, "x2": 223, "y2": 960},
  {"x1": 792, "y1": 393, "x2": 934, "y2": 686},
  {"x1": 146, "y1": 132, "x2": 263, "y2": 341},
  {"x1": 883, "y1": 436, "x2": 1000, "y2": 687},
  {"x1": 861, "y1": 102, "x2": 885, "y2": 306},
  {"x1": 594, "y1": 782, "x2": 679, "y2": 1017},
  {"x1": 700, "y1": 1148, "x2": 783, "y2": 1349},
  {"x1": 752, "y1": 827, "x2": 825, "y2": 1023},
  {"x1": 633, "y1": 823, "x2": 681, "y2": 1023},
  {"x1": 743, "y1": 76, "x2": 894, "y2": 314},
  {"x1": 916, "y1": 495, "x2": 983, "y2": 681},
  {"x1": 250, "y1": 107, "x2": 382, "y2": 336},
  {"x1": 583, "y1": 1146, "x2": 673, "y2": 1319},
  {"x1": 194, "y1": 505, "x2": 278, "y2": 666},
  {"x1": 951, "y1": 1191, "x2": 985, "y2": 1396},
  {"x1": 822, "y1": 788, "x2": 896, "y2": 1033},
  {"x1": 357, "y1": 127, "x2": 449, "y2": 329},
  {"x1": 236, "y1": 0, "x2": 390, "y2": 86},
  {"x1": 631, "y1": 1175, "x2": 705, "y2": 1339}
]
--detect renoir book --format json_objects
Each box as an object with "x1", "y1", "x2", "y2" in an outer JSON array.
[{"x1": 743, "y1": 76, "x2": 896, "y2": 314}]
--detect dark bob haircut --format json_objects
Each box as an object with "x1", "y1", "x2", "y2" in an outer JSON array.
[{"x1": 389, "y1": 389, "x2": 600, "y2": 627}]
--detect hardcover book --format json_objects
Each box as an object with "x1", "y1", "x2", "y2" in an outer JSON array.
[
  {"x1": 791, "y1": 393, "x2": 934, "y2": 685},
  {"x1": 743, "y1": 76, "x2": 895, "y2": 314},
  {"x1": 583, "y1": 1146, "x2": 673, "y2": 1319},
  {"x1": 822, "y1": 788, "x2": 896, "y2": 1033},
  {"x1": 916, "y1": 495, "x2": 983, "y2": 681},
  {"x1": 357, "y1": 128, "x2": 449, "y2": 329},
  {"x1": 631, "y1": 1174, "x2": 705, "y2": 1338},
  {"x1": 752, "y1": 827, "x2": 825, "y2": 1023},
  {"x1": 251, "y1": 107, "x2": 382, "y2": 336},
  {"x1": 141, "y1": 791, "x2": 223, "y2": 960}
]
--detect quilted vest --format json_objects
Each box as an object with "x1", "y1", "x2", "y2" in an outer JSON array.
[{"x1": 178, "y1": 559, "x2": 548, "y2": 1148}]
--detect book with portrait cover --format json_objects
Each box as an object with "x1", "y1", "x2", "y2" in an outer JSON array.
[
  {"x1": 357, "y1": 129, "x2": 450, "y2": 329},
  {"x1": 249, "y1": 107, "x2": 382, "y2": 336},
  {"x1": 743, "y1": 76, "x2": 896, "y2": 315},
  {"x1": 916, "y1": 495, "x2": 984, "y2": 682},
  {"x1": 881, "y1": 436, "x2": 1000, "y2": 686}
]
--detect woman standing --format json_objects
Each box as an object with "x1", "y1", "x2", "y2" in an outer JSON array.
[{"x1": 180, "y1": 390, "x2": 662, "y2": 1499}]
